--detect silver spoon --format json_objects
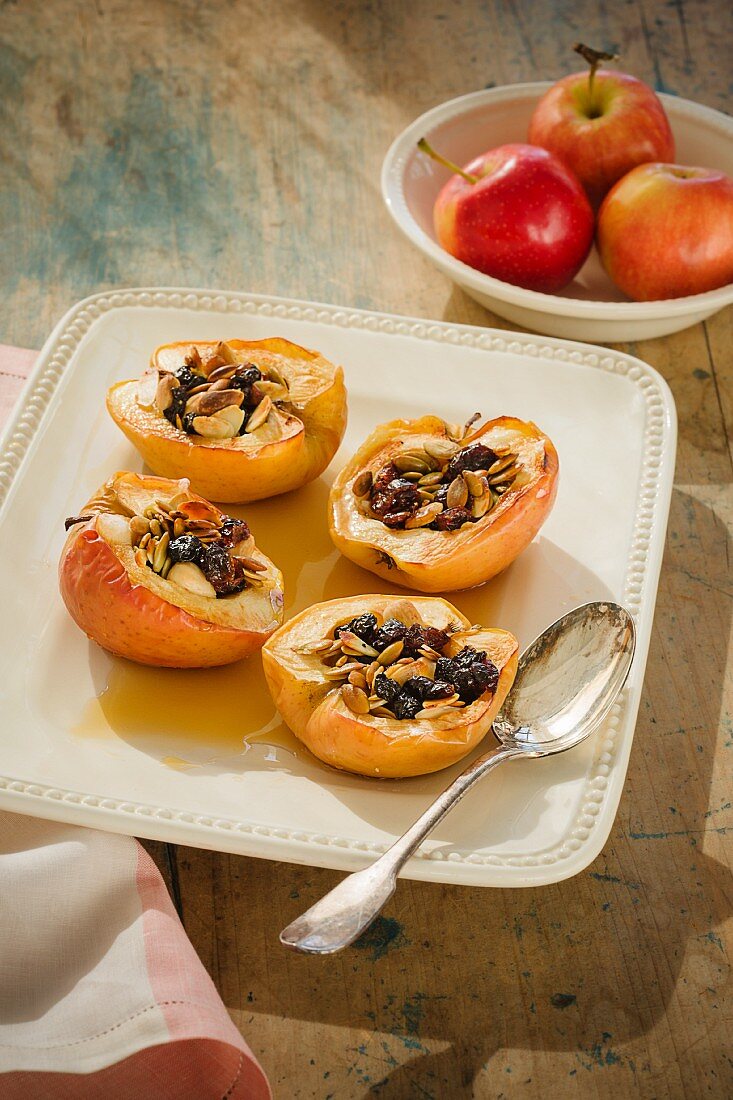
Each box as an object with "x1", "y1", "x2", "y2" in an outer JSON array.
[{"x1": 280, "y1": 601, "x2": 635, "y2": 955}]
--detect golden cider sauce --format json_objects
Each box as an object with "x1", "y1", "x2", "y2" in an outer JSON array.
[{"x1": 72, "y1": 476, "x2": 508, "y2": 770}]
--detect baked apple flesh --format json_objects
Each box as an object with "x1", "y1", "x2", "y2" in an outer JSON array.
[
  {"x1": 329, "y1": 414, "x2": 559, "y2": 592},
  {"x1": 59, "y1": 472, "x2": 284, "y2": 667},
  {"x1": 106, "y1": 338, "x2": 348, "y2": 502},
  {"x1": 262, "y1": 595, "x2": 518, "y2": 778}
]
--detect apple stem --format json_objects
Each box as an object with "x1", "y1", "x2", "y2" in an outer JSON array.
[
  {"x1": 573, "y1": 42, "x2": 619, "y2": 106},
  {"x1": 417, "y1": 137, "x2": 478, "y2": 184}
]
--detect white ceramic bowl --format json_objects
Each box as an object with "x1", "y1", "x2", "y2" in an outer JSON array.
[{"x1": 382, "y1": 83, "x2": 733, "y2": 342}]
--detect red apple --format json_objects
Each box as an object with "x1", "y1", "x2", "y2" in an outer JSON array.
[
  {"x1": 528, "y1": 44, "x2": 675, "y2": 207},
  {"x1": 420, "y1": 139, "x2": 594, "y2": 294},
  {"x1": 596, "y1": 162, "x2": 733, "y2": 300}
]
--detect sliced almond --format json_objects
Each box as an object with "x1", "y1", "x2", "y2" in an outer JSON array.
[
  {"x1": 256, "y1": 380, "x2": 288, "y2": 402},
  {"x1": 96, "y1": 512, "x2": 133, "y2": 546},
  {"x1": 137, "y1": 369, "x2": 161, "y2": 408},
  {"x1": 232, "y1": 535, "x2": 256, "y2": 558},
  {"x1": 382, "y1": 599, "x2": 422, "y2": 626},
  {"x1": 245, "y1": 396, "x2": 273, "y2": 433},
  {"x1": 378, "y1": 639, "x2": 404, "y2": 665},
  {"x1": 154, "y1": 373, "x2": 178, "y2": 413},
  {"x1": 192, "y1": 406, "x2": 244, "y2": 439},
  {"x1": 168, "y1": 561, "x2": 217, "y2": 598}
]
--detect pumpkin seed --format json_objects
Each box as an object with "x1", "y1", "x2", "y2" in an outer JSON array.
[
  {"x1": 463, "y1": 470, "x2": 488, "y2": 497},
  {"x1": 341, "y1": 684, "x2": 370, "y2": 715},
  {"x1": 153, "y1": 531, "x2": 170, "y2": 572},
  {"x1": 418, "y1": 470, "x2": 444, "y2": 487},
  {"x1": 471, "y1": 493, "x2": 491, "y2": 519},
  {"x1": 447, "y1": 475, "x2": 468, "y2": 509},
  {"x1": 405, "y1": 502, "x2": 442, "y2": 529},
  {"x1": 353, "y1": 470, "x2": 373, "y2": 497},
  {"x1": 394, "y1": 452, "x2": 432, "y2": 475}
]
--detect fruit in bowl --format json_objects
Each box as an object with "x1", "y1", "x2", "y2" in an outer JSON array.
[
  {"x1": 419, "y1": 139, "x2": 593, "y2": 293},
  {"x1": 59, "y1": 472, "x2": 284, "y2": 667},
  {"x1": 107, "y1": 338, "x2": 347, "y2": 503},
  {"x1": 597, "y1": 162, "x2": 733, "y2": 300},
  {"x1": 528, "y1": 43, "x2": 675, "y2": 207},
  {"x1": 329, "y1": 413, "x2": 558, "y2": 592},
  {"x1": 262, "y1": 595, "x2": 518, "y2": 778}
]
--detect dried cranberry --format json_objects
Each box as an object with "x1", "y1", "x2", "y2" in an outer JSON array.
[
  {"x1": 373, "y1": 618, "x2": 408, "y2": 651},
  {"x1": 401, "y1": 676, "x2": 434, "y2": 701},
  {"x1": 337, "y1": 613, "x2": 378, "y2": 644},
  {"x1": 403, "y1": 625, "x2": 450, "y2": 655},
  {"x1": 174, "y1": 365, "x2": 201, "y2": 390},
  {"x1": 372, "y1": 463, "x2": 401, "y2": 492},
  {"x1": 445, "y1": 443, "x2": 498, "y2": 481},
  {"x1": 371, "y1": 479, "x2": 421, "y2": 521},
  {"x1": 392, "y1": 691, "x2": 422, "y2": 720},
  {"x1": 168, "y1": 534, "x2": 206, "y2": 566},
  {"x1": 201, "y1": 544, "x2": 247, "y2": 596},
  {"x1": 423, "y1": 679, "x2": 455, "y2": 700},
  {"x1": 230, "y1": 365, "x2": 263, "y2": 404},
  {"x1": 471, "y1": 658, "x2": 499, "y2": 695},
  {"x1": 382, "y1": 511, "x2": 412, "y2": 529},
  {"x1": 217, "y1": 517, "x2": 251, "y2": 548},
  {"x1": 374, "y1": 672, "x2": 400, "y2": 705},
  {"x1": 434, "y1": 507, "x2": 471, "y2": 531}
]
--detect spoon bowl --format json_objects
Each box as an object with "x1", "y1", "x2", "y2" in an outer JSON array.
[
  {"x1": 494, "y1": 601, "x2": 636, "y2": 754},
  {"x1": 280, "y1": 601, "x2": 636, "y2": 954}
]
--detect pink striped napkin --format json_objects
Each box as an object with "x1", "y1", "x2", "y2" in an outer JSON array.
[{"x1": 0, "y1": 347, "x2": 270, "y2": 1100}]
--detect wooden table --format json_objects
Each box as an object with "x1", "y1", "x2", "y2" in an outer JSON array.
[{"x1": 2, "y1": 2, "x2": 731, "y2": 1096}]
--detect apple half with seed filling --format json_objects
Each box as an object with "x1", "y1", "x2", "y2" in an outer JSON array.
[
  {"x1": 59, "y1": 472, "x2": 284, "y2": 667},
  {"x1": 328, "y1": 413, "x2": 559, "y2": 592},
  {"x1": 262, "y1": 594, "x2": 518, "y2": 778},
  {"x1": 107, "y1": 338, "x2": 348, "y2": 502}
]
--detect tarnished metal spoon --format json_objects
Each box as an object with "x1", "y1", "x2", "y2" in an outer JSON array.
[{"x1": 280, "y1": 601, "x2": 635, "y2": 955}]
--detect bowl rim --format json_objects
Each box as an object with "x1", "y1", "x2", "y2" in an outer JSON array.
[{"x1": 381, "y1": 81, "x2": 733, "y2": 318}]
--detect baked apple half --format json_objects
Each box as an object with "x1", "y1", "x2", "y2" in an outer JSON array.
[
  {"x1": 262, "y1": 595, "x2": 518, "y2": 778},
  {"x1": 59, "y1": 472, "x2": 284, "y2": 667},
  {"x1": 329, "y1": 414, "x2": 558, "y2": 592},
  {"x1": 107, "y1": 338, "x2": 347, "y2": 502}
]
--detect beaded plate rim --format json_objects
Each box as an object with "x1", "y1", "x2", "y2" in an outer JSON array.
[{"x1": 0, "y1": 288, "x2": 676, "y2": 884}]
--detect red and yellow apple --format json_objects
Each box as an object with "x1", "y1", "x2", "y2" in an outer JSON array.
[
  {"x1": 528, "y1": 45, "x2": 675, "y2": 207},
  {"x1": 597, "y1": 162, "x2": 733, "y2": 300},
  {"x1": 107, "y1": 338, "x2": 347, "y2": 503},
  {"x1": 420, "y1": 140, "x2": 594, "y2": 293},
  {"x1": 328, "y1": 413, "x2": 559, "y2": 592},
  {"x1": 262, "y1": 595, "x2": 519, "y2": 778},
  {"x1": 59, "y1": 472, "x2": 284, "y2": 667}
]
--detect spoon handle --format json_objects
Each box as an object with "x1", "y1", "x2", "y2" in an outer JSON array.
[{"x1": 280, "y1": 742, "x2": 522, "y2": 954}]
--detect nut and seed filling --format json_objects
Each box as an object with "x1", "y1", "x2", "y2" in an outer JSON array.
[
  {"x1": 298, "y1": 609, "x2": 500, "y2": 721},
  {"x1": 151, "y1": 341, "x2": 290, "y2": 440},
  {"x1": 352, "y1": 422, "x2": 519, "y2": 533},
  {"x1": 129, "y1": 502, "x2": 265, "y2": 597}
]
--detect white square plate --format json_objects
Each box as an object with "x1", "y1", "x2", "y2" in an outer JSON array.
[{"x1": 0, "y1": 289, "x2": 675, "y2": 886}]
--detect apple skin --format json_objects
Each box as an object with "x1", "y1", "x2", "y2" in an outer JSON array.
[
  {"x1": 528, "y1": 70, "x2": 674, "y2": 207},
  {"x1": 433, "y1": 143, "x2": 593, "y2": 293},
  {"x1": 597, "y1": 163, "x2": 733, "y2": 300},
  {"x1": 59, "y1": 525, "x2": 273, "y2": 668}
]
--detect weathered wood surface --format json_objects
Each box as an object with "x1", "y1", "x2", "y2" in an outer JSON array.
[{"x1": 1, "y1": 1, "x2": 731, "y2": 1096}]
